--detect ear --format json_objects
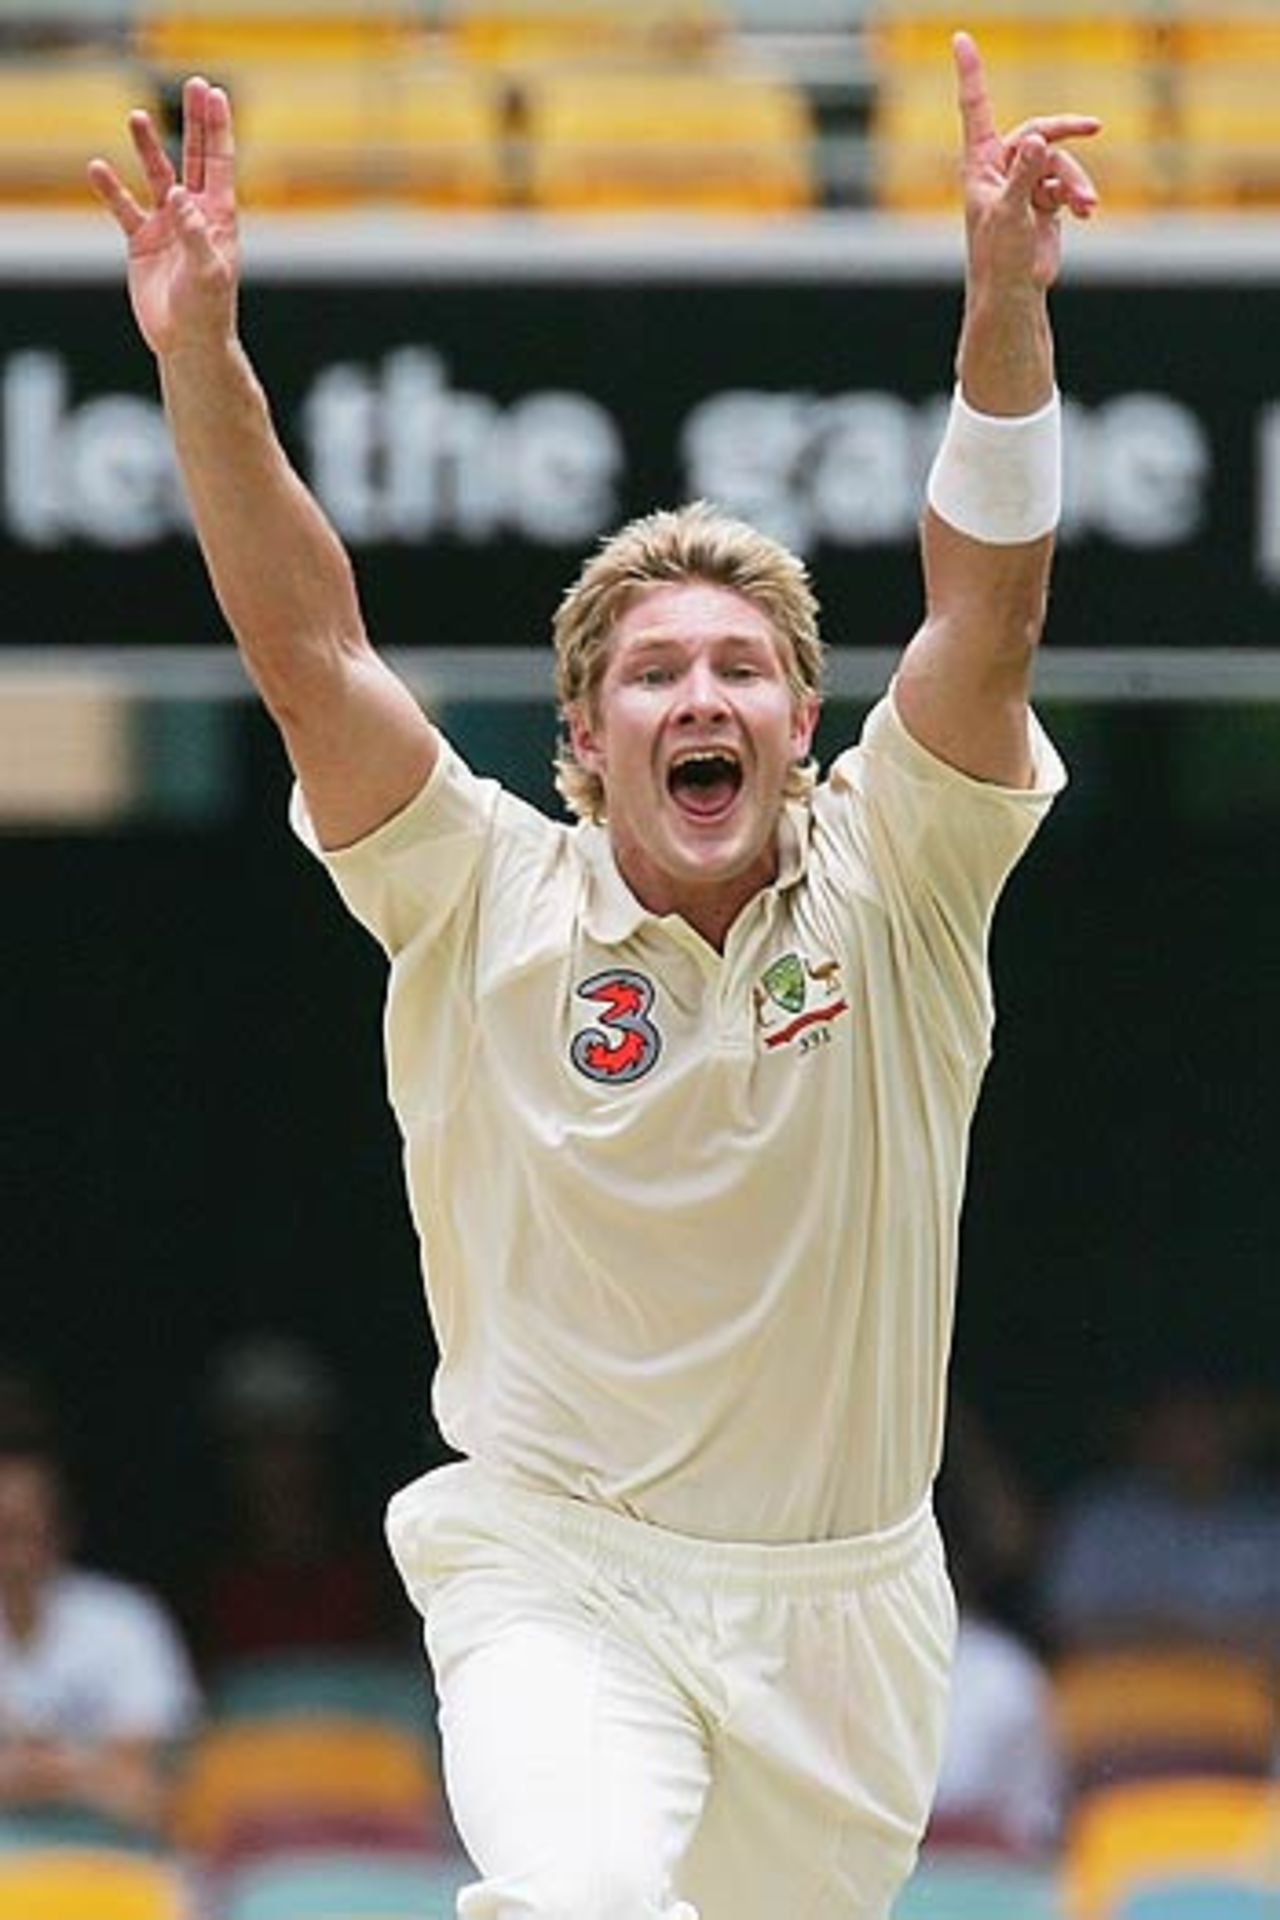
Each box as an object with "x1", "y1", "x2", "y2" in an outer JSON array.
[
  {"x1": 567, "y1": 701, "x2": 605, "y2": 775},
  {"x1": 791, "y1": 694, "x2": 820, "y2": 763}
]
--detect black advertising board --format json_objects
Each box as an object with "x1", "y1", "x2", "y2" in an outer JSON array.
[{"x1": 2, "y1": 220, "x2": 1277, "y2": 660}]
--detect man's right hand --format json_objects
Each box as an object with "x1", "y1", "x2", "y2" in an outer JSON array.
[
  {"x1": 87, "y1": 69, "x2": 441, "y2": 850},
  {"x1": 87, "y1": 75, "x2": 238, "y2": 360}
]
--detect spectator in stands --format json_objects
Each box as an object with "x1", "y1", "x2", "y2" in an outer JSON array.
[
  {"x1": 189, "y1": 1333, "x2": 399, "y2": 1670},
  {"x1": 930, "y1": 1405, "x2": 1064, "y2": 1859},
  {"x1": 1039, "y1": 1368, "x2": 1280, "y2": 1653},
  {"x1": 0, "y1": 1441, "x2": 199, "y2": 1835},
  {"x1": 931, "y1": 1614, "x2": 1063, "y2": 1858}
]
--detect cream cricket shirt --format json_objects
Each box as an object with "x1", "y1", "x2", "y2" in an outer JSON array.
[{"x1": 294, "y1": 690, "x2": 1064, "y2": 1544}]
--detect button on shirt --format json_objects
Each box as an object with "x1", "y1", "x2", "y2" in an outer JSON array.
[{"x1": 294, "y1": 689, "x2": 1064, "y2": 1544}]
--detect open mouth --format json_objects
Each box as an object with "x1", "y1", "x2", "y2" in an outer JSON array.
[{"x1": 667, "y1": 748, "x2": 744, "y2": 820}]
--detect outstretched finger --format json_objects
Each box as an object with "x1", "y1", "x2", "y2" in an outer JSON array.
[
  {"x1": 202, "y1": 84, "x2": 236, "y2": 185},
  {"x1": 1005, "y1": 112, "x2": 1102, "y2": 150},
  {"x1": 86, "y1": 156, "x2": 147, "y2": 237},
  {"x1": 128, "y1": 106, "x2": 175, "y2": 205},
  {"x1": 953, "y1": 29, "x2": 999, "y2": 159},
  {"x1": 182, "y1": 74, "x2": 210, "y2": 194}
]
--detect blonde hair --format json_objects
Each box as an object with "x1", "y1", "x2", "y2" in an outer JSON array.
[{"x1": 553, "y1": 500, "x2": 824, "y2": 821}]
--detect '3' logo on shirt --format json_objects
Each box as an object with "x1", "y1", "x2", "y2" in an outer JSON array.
[{"x1": 570, "y1": 970, "x2": 662, "y2": 1086}]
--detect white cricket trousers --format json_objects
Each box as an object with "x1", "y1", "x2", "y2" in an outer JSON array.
[{"x1": 386, "y1": 1462, "x2": 956, "y2": 1920}]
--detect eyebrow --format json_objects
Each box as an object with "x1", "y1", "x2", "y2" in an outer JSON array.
[{"x1": 617, "y1": 629, "x2": 778, "y2": 655}]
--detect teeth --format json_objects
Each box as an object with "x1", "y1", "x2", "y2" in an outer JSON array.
[{"x1": 671, "y1": 748, "x2": 738, "y2": 769}]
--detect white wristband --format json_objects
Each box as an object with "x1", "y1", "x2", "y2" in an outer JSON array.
[{"x1": 926, "y1": 385, "x2": 1062, "y2": 545}]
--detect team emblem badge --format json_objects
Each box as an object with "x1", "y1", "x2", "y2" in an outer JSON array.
[{"x1": 754, "y1": 950, "x2": 849, "y2": 1052}]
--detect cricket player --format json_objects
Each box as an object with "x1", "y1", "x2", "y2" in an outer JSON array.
[{"x1": 90, "y1": 32, "x2": 1098, "y2": 1917}]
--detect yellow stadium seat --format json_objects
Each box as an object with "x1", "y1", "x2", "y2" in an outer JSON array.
[
  {"x1": 0, "y1": 59, "x2": 150, "y2": 204},
  {"x1": 227, "y1": 60, "x2": 505, "y2": 208},
  {"x1": 1173, "y1": 9, "x2": 1280, "y2": 207},
  {"x1": 173, "y1": 1713, "x2": 443, "y2": 1860},
  {"x1": 524, "y1": 64, "x2": 813, "y2": 213},
  {"x1": 1059, "y1": 1643, "x2": 1274, "y2": 1774},
  {"x1": 0, "y1": 1847, "x2": 192, "y2": 1920},
  {"x1": 443, "y1": 1, "x2": 722, "y2": 70},
  {"x1": 1054, "y1": 1644, "x2": 1278, "y2": 1794},
  {"x1": 1064, "y1": 1775, "x2": 1279, "y2": 1920},
  {"x1": 1176, "y1": 5, "x2": 1280, "y2": 65},
  {"x1": 135, "y1": 0, "x2": 426, "y2": 67},
  {"x1": 868, "y1": 6, "x2": 1167, "y2": 211}
]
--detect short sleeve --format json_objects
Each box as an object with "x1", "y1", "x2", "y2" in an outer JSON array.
[
  {"x1": 816, "y1": 686, "x2": 1066, "y2": 1063},
  {"x1": 837, "y1": 683, "x2": 1065, "y2": 900},
  {"x1": 289, "y1": 738, "x2": 504, "y2": 959}
]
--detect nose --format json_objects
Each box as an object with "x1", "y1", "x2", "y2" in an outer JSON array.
[{"x1": 674, "y1": 658, "x2": 730, "y2": 725}]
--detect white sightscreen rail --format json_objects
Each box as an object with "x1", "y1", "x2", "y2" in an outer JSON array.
[{"x1": 4, "y1": 647, "x2": 1280, "y2": 705}]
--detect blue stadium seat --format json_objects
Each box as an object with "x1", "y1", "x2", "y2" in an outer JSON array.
[
  {"x1": 0, "y1": 1808, "x2": 160, "y2": 1854},
  {"x1": 208, "y1": 1651, "x2": 435, "y2": 1740},
  {"x1": 1120, "y1": 1880, "x2": 1279, "y2": 1920},
  {"x1": 892, "y1": 1851, "x2": 1063, "y2": 1920},
  {"x1": 223, "y1": 1847, "x2": 470, "y2": 1919}
]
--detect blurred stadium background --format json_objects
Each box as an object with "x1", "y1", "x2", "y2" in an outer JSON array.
[{"x1": 1, "y1": 3, "x2": 1279, "y2": 1917}]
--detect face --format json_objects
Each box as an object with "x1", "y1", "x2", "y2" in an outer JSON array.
[
  {"x1": 0, "y1": 1458, "x2": 63, "y2": 1592},
  {"x1": 570, "y1": 582, "x2": 818, "y2": 940}
]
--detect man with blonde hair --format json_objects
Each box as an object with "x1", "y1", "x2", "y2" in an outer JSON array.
[{"x1": 90, "y1": 34, "x2": 1098, "y2": 1920}]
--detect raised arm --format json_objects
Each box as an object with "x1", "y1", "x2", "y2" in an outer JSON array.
[
  {"x1": 895, "y1": 30, "x2": 1099, "y2": 787},
  {"x1": 88, "y1": 78, "x2": 437, "y2": 848}
]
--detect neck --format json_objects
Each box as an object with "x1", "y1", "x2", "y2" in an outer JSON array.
[
  {"x1": 607, "y1": 831, "x2": 780, "y2": 953},
  {"x1": 620, "y1": 861, "x2": 769, "y2": 952},
  {"x1": 1, "y1": 1584, "x2": 43, "y2": 1644},
  {"x1": 674, "y1": 890, "x2": 753, "y2": 952}
]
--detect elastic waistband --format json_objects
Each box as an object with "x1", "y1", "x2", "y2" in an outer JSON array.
[{"x1": 467, "y1": 1467, "x2": 939, "y2": 1597}]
